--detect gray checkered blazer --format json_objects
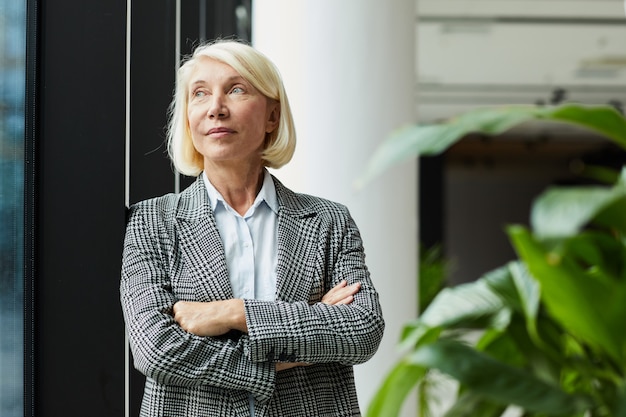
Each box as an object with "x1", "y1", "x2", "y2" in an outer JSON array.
[{"x1": 121, "y1": 175, "x2": 385, "y2": 416}]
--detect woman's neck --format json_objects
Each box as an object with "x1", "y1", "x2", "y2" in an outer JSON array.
[{"x1": 204, "y1": 162, "x2": 264, "y2": 216}]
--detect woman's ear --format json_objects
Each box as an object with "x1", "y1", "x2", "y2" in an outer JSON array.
[{"x1": 265, "y1": 101, "x2": 280, "y2": 133}]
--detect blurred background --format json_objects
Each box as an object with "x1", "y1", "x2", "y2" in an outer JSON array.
[{"x1": 1, "y1": 1, "x2": 624, "y2": 416}]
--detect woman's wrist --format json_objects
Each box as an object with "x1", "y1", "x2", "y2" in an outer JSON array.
[{"x1": 229, "y1": 299, "x2": 248, "y2": 333}]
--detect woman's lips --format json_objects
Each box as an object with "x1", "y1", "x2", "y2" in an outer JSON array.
[
  {"x1": 209, "y1": 127, "x2": 235, "y2": 135},
  {"x1": 208, "y1": 127, "x2": 235, "y2": 137}
]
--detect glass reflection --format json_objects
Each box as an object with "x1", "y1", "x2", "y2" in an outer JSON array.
[{"x1": 0, "y1": 1, "x2": 25, "y2": 416}]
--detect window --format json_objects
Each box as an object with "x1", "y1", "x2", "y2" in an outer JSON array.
[{"x1": 0, "y1": 1, "x2": 26, "y2": 416}]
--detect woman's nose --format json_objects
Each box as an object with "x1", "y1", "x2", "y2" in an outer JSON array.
[{"x1": 207, "y1": 96, "x2": 228, "y2": 119}]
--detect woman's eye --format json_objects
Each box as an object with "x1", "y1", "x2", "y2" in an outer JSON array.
[
  {"x1": 231, "y1": 86, "x2": 244, "y2": 94},
  {"x1": 194, "y1": 90, "x2": 206, "y2": 98}
]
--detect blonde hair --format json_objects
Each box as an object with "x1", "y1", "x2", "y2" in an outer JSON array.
[{"x1": 166, "y1": 39, "x2": 297, "y2": 177}]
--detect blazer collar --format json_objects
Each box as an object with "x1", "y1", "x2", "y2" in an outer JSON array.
[
  {"x1": 175, "y1": 176, "x2": 212, "y2": 223},
  {"x1": 272, "y1": 176, "x2": 317, "y2": 219},
  {"x1": 175, "y1": 174, "x2": 318, "y2": 221}
]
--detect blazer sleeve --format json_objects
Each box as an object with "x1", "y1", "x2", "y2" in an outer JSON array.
[
  {"x1": 243, "y1": 203, "x2": 385, "y2": 366},
  {"x1": 120, "y1": 200, "x2": 276, "y2": 401}
]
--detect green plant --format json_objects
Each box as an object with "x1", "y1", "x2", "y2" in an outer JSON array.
[
  {"x1": 419, "y1": 243, "x2": 450, "y2": 315},
  {"x1": 362, "y1": 104, "x2": 626, "y2": 417},
  {"x1": 416, "y1": 244, "x2": 452, "y2": 417}
]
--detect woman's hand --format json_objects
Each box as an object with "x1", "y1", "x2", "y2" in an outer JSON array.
[
  {"x1": 173, "y1": 299, "x2": 247, "y2": 336},
  {"x1": 275, "y1": 362, "x2": 311, "y2": 372},
  {"x1": 321, "y1": 280, "x2": 361, "y2": 305}
]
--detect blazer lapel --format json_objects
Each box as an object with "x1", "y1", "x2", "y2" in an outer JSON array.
[
  {"x1": 273, "y1": 178, "x2": 321, "y2": 302},
  {"x1": 173, "y1": 175, "x2": 321, "y2": 303},
  {"x1": 175, "y1": 178, "x2": 233, "y2": 301}
]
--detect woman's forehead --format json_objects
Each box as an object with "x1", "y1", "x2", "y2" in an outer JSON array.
[{"x1": 191, "y1": 56, "x2": 240, "y2": 77}]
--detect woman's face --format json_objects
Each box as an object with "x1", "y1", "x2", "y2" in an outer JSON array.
[{"x1": 186, "y1": 57, "x2": 279, "y2": 170}]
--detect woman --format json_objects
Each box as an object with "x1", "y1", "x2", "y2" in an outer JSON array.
[{"x1": 120, "y1": 39, "x2": 384, "y2": 417}]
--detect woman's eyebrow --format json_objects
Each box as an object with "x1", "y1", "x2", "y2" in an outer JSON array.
[{"x1": 190, "y1": 75, "x2": 246, "y2": 86}]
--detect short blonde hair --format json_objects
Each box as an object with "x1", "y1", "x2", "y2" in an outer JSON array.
[{"x1": 166, "y1": 39, "x2": 297, "y2": 177}]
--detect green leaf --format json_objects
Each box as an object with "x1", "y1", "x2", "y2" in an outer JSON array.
[
  {"x1": 399, "y1": 323, "x2": 441, "y2": 352},
  {"x1": 354, "y1": 124, "x2": 453, "y2": 189},
  {"x1": 577, "y1": 164, "x2": 621, "y2": 185},
  {"x1": 419, "y1": 244, "x2": 449, "y2": 313},
  {"x1": 401, "y1": 266, "x2": 516, "y2": 351},
  {"x1": 508, "y1": 225, "x2": 626, "y2": 363},
  {"x1": 410, "y1": 340, "x2": 592, "y2": 415},
  {"x1": 477, "y1": 329, "x2": 526, "y2": 369},
  {"x1": 615, "y1": 383, "x2": 626, "y2": 417},
  {"x1": 366, "y1": 360, "x2": 427, "y2": 417},
  {"x1": 482, "y1": 264, "x2": 522, "y2": 310},
  {"x1": 565, "y1": 231, "x2": 626, "y2": 281},
  {"x1": 444, "y1": 392, "x2": 508, "y2": 417},
  {"x1": 531, "y1": 187, "x2": 617, "y2": 238},
  {"x1": 418, "y1": 267, "x2": 510, "y2": 330},
  {"x1": 508, "y1": 262, "x2": 540, "y2": 329},
  {"x1": 602, "y1": 169, "x2": 626, "y2": 235},
  {"x1": 356, "y1": 104, "x2": 626, "y2": 188},
  {"x1": 543, "y1": 104, "x2": 626, "y2": 149},
  {"x1": 531, "y1": 180, "x2": 626, "y2": 239},
  {"x1": 452, "y1": 105, "x2": 535, "y2": 128},
  {"x1": 506, "y1": 262, "x2": 563, "y2": 363}
]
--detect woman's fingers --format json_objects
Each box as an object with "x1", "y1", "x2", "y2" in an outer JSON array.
[{"x1": 321, "y1": 281, "x2": 361, "y2": 305}]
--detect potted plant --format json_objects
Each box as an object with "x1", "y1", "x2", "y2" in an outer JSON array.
[{"x1": 360, "y1": 104, "x2": 626, "y2": 417}]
